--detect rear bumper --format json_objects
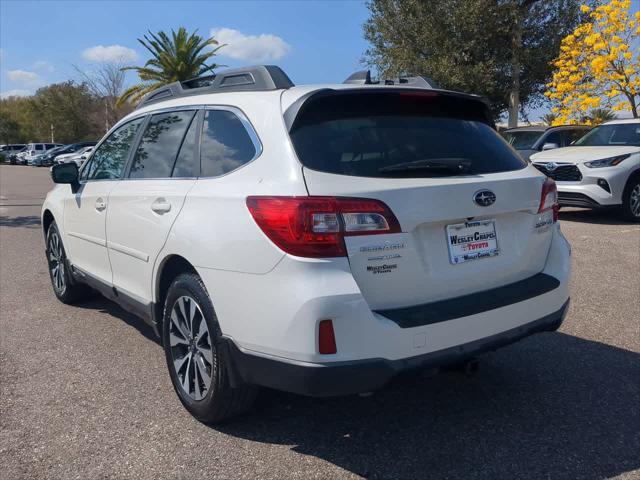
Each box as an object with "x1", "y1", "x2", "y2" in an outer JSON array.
[{"x1": 223, "y1": 300, "x2": 569, "y2": 397}]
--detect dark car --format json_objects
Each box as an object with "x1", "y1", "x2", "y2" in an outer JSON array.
[
  {"x1": 40, "y1": 141, "x2": 97, "y2": 166},
  {"x1": 502, "y1": 125, "x2": 590, "y2": 161},
  {"x1": 1, "y1": 144, "x2": 27, "y2": 164}
]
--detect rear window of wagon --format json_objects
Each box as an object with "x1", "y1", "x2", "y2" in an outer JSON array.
[{"x1": 288, "y1": 91, "x2": 527, "y2": 178}]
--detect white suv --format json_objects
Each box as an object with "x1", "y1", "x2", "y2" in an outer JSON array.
[
  {"x1": 530, "y1": 119, "x2": 640, "y2": 221},
  {"x1": 42, "y1": 66, "x2": 572, "y2": 423}
]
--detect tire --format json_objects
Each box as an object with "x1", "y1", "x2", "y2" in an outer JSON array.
[
  {"x1": 162, "y1": 273, "x2": 257, "y2": 424},
  {"x1": 621, "y1": 176, "x2": 640, "y2": 222},
  {"x1": 46, "y1": 221, "x2": 92, "y2": 303}
]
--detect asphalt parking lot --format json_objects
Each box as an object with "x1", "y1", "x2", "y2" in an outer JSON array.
[{"x1": 0, "y1": 164, "x2": 638, "y2": 480}]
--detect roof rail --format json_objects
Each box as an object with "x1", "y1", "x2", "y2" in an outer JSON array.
[
  {"x1": 343, "y1": 70, "x2": 439, "y2": 89},
  {"x1": 135, "y1": 65, "x2": 295, "y2": 110}
]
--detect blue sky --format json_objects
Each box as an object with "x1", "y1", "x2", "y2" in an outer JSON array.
[
  {"x1": 0, "y1": 0, "x2": 370, "y2": 95},
  {"x1": 1, "y1": 1, "x2": 637, "y2": 122}
]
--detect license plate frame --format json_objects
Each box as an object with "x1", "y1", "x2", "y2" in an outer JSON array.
[{"x1": 446, "y1": 219, "x2": 499, "y2": 265}]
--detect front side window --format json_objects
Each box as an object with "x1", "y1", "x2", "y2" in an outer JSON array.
[
  {"x1": 200, "y1": 109, "x2": 257, "y2": 177},
  {"x1": 502, "y1": 131, "x2": 544, "y2": 150},
  {"x1": 85, "y1": 117, "x2": 144, "y2": 180},
  {"x1": 129, "y1": 110, "x2": 196, "y2": 179},
  {"x1": 565, "y1": 129, "x2": 588, "y2": 145}
]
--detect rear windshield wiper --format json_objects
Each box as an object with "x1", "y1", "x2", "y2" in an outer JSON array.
[{"x1": 378, "y1": 158, "x2": 472, "y2": 175}]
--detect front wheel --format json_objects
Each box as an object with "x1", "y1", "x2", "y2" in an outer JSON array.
[
  {"x1": 46, "y1": 221, "x2": 92, "y2": 303},
  {"x1": 162, "y1": 273, "x2": 257, "y2": 423},
  {"x1": 621, "y1": 176, "x2": 640, "y2": 222}
]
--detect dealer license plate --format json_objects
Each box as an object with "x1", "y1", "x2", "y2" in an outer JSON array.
[{"x1": 446, "y1": 219, "x2": 499, "y2": 264}]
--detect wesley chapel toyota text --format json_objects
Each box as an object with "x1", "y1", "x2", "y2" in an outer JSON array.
[{"x1": 42, "y1": 66, "x2": 572, "y2": 423}]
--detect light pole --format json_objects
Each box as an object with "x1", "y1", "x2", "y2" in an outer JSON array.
[{"x1": 42, "y1": 102, "x2": 55, "y2": 143}]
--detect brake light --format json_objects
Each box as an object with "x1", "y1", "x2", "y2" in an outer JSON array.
[
  {"x1": 538, "y1": 178, "x2": 559, "y2": 222},
  {"x1": 246, "y1": 196, "x2": 401, "y2": 258}
]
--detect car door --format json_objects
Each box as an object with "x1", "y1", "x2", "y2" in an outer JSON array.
[
  {"x1": 106, "y1": 109, "x2": 200, "y2": 303},
  {"x1": 63, "y1": 117, "x2": 145, "y2": 284}
]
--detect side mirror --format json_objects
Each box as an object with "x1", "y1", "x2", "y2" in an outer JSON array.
[
  {"x1": 51, "y1": 162, "x2": 80, "y2": 193},
  {"x1": 80, "y1": 156, "x2": 87, "y2": 160},
  {"x1": 541, "y1": 142, "x2": 559, "y2": 151}
]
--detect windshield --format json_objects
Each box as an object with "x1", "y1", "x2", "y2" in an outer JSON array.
[
  {"x1": 289, "y1": 92, "x2": 526, "y2": 178},
  {"x1": 501, "y1": 130, "x2": 544, "y2": 150},
  {"x1": 574, "y1": 123, "x2": 640, "y2": 147}
]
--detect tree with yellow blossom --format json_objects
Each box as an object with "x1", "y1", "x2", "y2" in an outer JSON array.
[{"x1": 545, "y1": 0, "x2": 639, "y2": 125}]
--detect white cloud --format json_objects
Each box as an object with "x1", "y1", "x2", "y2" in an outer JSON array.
[
  {"x1": 0, "y1": 89, "x2": 32, "y2": 98},
  {"x1": 33, "y1": 60, "x2": 55, "y2": 73},
  {"x1": 211, "y1": 28, "x2": 291, "y2": 62},
  {"x1": 82, "y1": 45, "x2": 138, "y2": 63},
  {"x1": 7, "y1": 70, "x2": 41, "y2": 87}
]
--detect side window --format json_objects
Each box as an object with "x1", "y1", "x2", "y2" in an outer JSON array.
[
  {"x1": 172, "y1": 112, "x2": 200, "y2": 178},
  {"x1": 35, "y1": 145, "x2": 44, "y2": 151},
  {"x1": 87, "y1": 117, "x2": 144, "y2": 180},
  {"x1": 129, "y1": 110, "x2": 196, "y2": 179},
  {"x1": 567, "y1": 129, "x2": 587, "y2": 145},
  {"x1": 543, "y1": 131, "x2": 561, "y2": 148},
  {"x1": 200, "y1": 109, "x2": 257, "y2": 177}
]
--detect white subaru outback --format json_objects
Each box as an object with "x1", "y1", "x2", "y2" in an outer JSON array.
[
  {"x1": 531, "y1": 119, "x2": 640, "y2": 221},
  {"x1": 42, "y1": 66, "x2": 571, "y2": 423}
]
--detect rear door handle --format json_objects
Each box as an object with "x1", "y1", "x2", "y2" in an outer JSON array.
[
  {"x1": 151, "y1": 198, "x2": 171, "y2": 214},
  {"x1": 95, "y1": 198, "x2": 107, "y2": 212}
]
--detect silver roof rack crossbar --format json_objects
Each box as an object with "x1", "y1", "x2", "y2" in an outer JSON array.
[
  {"x1": 343, "y1": 70, "x2": 439, "y2": 89},
  {"x1": 136, "y1": 65, "x2": 294, "y2": 110}
]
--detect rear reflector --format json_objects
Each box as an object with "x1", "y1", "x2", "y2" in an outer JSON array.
[
  {"x1": 246, "y1": 196, "x2": 401, "y2": 258},
  {"x1": 538, "y1": 178, "x2": 559, "y2": 222},
  {"x1": 318, "y1": 319, "x2": 337, "y2": 354}
]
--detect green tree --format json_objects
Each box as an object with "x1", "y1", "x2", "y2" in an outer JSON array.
[
  {"x1": 0, "y1": 108, "x2": 25, "y2": 143},
  {"x1": 28, "y1": 82, "x2": 101, "y2": 143},
  {"x1": 117, "y1": 27, "x2": 224, "y2": 107},
  {"x1": 363, "y1": 0, "x2": 588, "y2": 124}
]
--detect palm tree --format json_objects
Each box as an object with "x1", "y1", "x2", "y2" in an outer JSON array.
[
  {"x1": 117, "y1": 28, "x2": 224, "y2": 106},
  {"x1": 580, "y1": 108, "x2": 616, "y2": 125},
  {"x1": 541, "y1": 113, "x2": 558, "y2": 126}
]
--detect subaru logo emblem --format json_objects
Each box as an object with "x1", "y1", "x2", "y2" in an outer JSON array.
[
  {"x1": 474, "y1": 190, "x2": 496, "y2": 207},
  {"x1": 546, "y1": 162, "x2": 559, "y2": 171}
]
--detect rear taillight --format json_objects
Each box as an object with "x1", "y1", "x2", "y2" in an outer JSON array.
[
  {"x1": 538, "y1": 178, "x2": 559, "y2": 222},
  {"x1": 246, "y1": 196, "x2": 401, "y2": 258}
]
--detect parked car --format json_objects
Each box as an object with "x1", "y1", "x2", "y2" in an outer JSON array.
[
  {"x1": 24, "y1": 143, "x2": 62, "y2": 165},
  {"x1": 46, "y1": 142, "x2": 96, "y2": 166},
  {"x1": 1, "y1": 144, "x2": 26, "y2": 163},
  {"x1": 502, "y1": 125, "x2": 590, "y2": 161},
  {"x1": 531, "y1": 118, "x2": 640, "y2": 221},
  {"x1": 42, "y1": 65, "x2": 572, "y2": 423},
  {"x1": 56, "y1": 146, "x2": 94, "y2": 167},
  {"x1": 31, "y1": 145, "x2": 65, "y2": 167}
]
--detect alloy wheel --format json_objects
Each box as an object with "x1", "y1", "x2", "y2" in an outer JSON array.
[
  {"x1": 630, "y1": 183, "x2": 640, "y2": 218},
  {"x1": 169, "y1": 296, "x2": 214, "y2": 401},
  {"x1": 48, "y1": 230, "x2": 66, "y2": 294}
]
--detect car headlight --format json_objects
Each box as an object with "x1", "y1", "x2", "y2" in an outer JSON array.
[{"x1": 584, "y1": 154, "x2": 631, "y2": 168}]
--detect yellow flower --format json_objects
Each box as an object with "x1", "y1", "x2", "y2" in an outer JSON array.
[{"x1": 580, "y1": 4, "x2": 591, "y2": 13}]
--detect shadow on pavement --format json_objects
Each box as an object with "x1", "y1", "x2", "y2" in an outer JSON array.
[
  {"x1": 559, "y1": 208, "x2": 633, "y2": 226},
  {"x1": 218, "y1": 333, "x2": 639, "y2": 480},
  {"x1": 0, "y1": 215, "x2": 41, "y2": 228},
  {"x1": 75, "y1": 295, "x2": 160, "y2": 345}
]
